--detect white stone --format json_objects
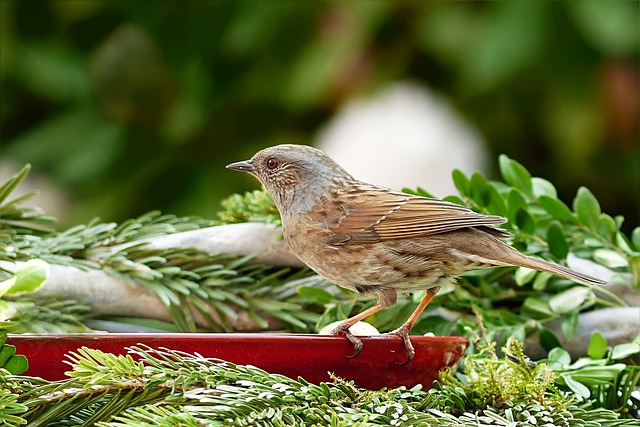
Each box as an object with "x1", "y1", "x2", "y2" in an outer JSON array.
[{"x1": 318, "y1": 320, "x2": 380, "y2": 335}]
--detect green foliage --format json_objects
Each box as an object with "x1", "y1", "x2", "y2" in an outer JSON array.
[
  {"x1": 3, "y1": 343, "x2": 631, "y2": 426},
  {"x1": 450, "y1": 155, "x2": 638, "y2": 276},
  {"x1": 428, "y1": 317, "x2": 640, "y2": 421},
  {"x1": 0, "y1": 333, "x2": 28, "y2": 375},
  {"x1": 546, "y1": 333, "x2": 640, "y2": 417}
]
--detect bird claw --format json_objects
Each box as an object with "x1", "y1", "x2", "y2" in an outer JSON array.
[
  {"x1": 387, "y1": 326, "x2": 415, "y2": 366},
  {"x1": 331, "y1": 324, "x2": 364, "y2": 359},
  {"x1": 345, "y1": 343, "x2": 363, "y2": 359}
]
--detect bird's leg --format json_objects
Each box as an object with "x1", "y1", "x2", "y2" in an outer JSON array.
[
  {"x1": 330, "y1": 303, "x2": 386, "y2": 358},
  {"x1": 388, "y1": 286, "x2": 441, "y2": 366}
]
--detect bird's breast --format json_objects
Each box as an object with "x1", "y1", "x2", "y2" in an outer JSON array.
[{"x1": 283, "y1": 213, "x2": 366, "y2": 287}]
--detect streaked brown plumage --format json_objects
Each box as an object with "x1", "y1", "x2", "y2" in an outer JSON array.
[{"x1": 227, "y1": 144, "x2": 606, "y2": 364}]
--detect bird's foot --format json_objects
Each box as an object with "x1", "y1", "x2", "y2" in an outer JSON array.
[
  {"x1": 330, "y1": 323, "x2": 364, "y2": 359},
  {"x1": 387, "y1": 324, "x2": 415, "y2": 366}
]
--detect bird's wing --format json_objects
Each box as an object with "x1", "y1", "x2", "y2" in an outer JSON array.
[{"x1": 327, "y1": 189, "x2": 509, "y2": 245}]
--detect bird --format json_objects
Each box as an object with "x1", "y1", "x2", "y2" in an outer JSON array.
[{"x1": 226, "y1": 144, "x2": 606, "y2": 364}]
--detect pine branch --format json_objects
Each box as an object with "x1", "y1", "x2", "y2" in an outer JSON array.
[
  {"x1": 1, "y1": 166, "x2": 315, "y2": 333},
  {"x1": 215, "y1": 189, "x2": 281, "y2": 226},
  {"x1": 0, "y1": 165, "x2": 56, "y2": 241},
  {"x1": 7, "y1": 343, "x2": 630, "y2": 426},
  {"x1": 0, "y1": 298, "x2": 94, "y2": 334},
  {"x1": 99, "y1": 249, "x2": 325, "y2": 332}
]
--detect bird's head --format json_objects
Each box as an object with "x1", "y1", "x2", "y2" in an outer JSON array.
[{"x1": 227, "y1": 144, "x2": 353, "y2": 215}]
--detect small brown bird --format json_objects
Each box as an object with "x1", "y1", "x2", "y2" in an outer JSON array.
[{"x1": 227, "y1": 144, "x2": 606, "y2": 364}]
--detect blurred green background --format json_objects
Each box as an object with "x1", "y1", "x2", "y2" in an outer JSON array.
[{"x1": 1, "y1": 1, "x2": 638, "y2": 231}]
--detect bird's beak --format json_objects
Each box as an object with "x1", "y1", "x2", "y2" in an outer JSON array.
[{"x1": 226, "y1": 160, "x2": 256, "y2": 173}]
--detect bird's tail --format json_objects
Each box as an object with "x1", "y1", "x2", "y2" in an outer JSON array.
[
  {"x1": 507, "y1": 250, "x2": 607, "y2": 286},
  {"x1": 451, "y1": 228, "x2": 607, "y2": 286}
]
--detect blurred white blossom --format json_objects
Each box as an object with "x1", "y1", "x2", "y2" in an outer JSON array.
[{"x1": 317, "y1": 82, "x2": 488, "y2": 197}]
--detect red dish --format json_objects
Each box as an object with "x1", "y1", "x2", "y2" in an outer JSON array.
[{"x1": 8, "y1": 333, "x2": 468, "y2": 390}]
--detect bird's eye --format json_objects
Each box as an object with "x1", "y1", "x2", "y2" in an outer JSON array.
[{"x1": 266, "y1": 157, "x2": 280, "y2": 170}]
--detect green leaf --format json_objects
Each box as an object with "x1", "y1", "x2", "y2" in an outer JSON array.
[
  {"x1": 549, "y1": 286, "x2": 593, "y2": 314},
  {"x1": 507, "y1": 189, "x2": 528, "y2": 224},
  {"x1": 547, "y1": 221, "x2": 569, "y2": 259},
  {"x1": 631, "y1": 227, "x2": 640, "y2": 251},
  {"x1": 0, "y1": 338, "x2": 28, "y2": 375},
  {"x1": 515, "y1": 208, "x2": 536, "y2": 235},
  {"x1": 499, "y1": 155, "x2": 532, "y2": 194},
  {"x1": 561, "y1": 311, "x2": 579, "y2": 340},
  {"x1": 548, "y1": 346, "x2": 571, "y2": 365},
  {"x1": 0, "y1": 343, "x2": 15, "y2": 366},
  {"x1": 565, "y1": 364, "x2": 626, "y2": 383},
  {"x1": 629, "y1": 255, "x2": 640, "y2": 289},
  {"x1": 562, "y1": 374, "x2": 591, "y2": 398},
  {"x1": 0, "y1": 280, "x2": 14, "y2": 298},
  {"x1": 522, "y1": 297, "x2": 553, "y2": 317},
  {"x1": 587, "y1": 332, "x2": 607, "y2": 359},
  {"x1": 443, "y1": 195, "x2": 465, "y2": 205},
  {"x1": 614, "y1": 232, "x2": 635, "y2": 255},
  {"x1": 573, "y1": 187, "x2": 601, "y2": 231},
  {"x1": 610, "y1": 341, "x2": 640, "y2": 360},
  {"x1": 452, "y1": 169, "x2": 470, "y2": 197},
  {"x1": 0, "y1": 259, "x2": 50, "y2": 297},
  {"x1": 549, "y1": 286, "x2": 594, "y2": 314},
  {"x1": 296, "y1": 286, "x2": 334, "y2": 305},
  {"x1": 515, "y1": 267, "x2": 537, "y2": 286},
  {"x1": 469, "y1": 172, "x2": 490, "y2": 207},
  {"x1": 486, "y1": 184, "x2": 508, "y2": 218},
  {"x1": 597, "y1": 215, "x2": 617, "y2": 241},
  {"x1": 539, "y1": 196, "x2": 577, "y2": 223},
  {"x1": 414, "y1": 186, "x2": 435, "y2": 198},
  {"x1": 592, "y1": 249, "x2": 628, "y2": 269},
  {"x1": 531, "y1": 177, "x2": 557, "y2": 198},
  {"x1": 532, "y1": 272, "x2": 552, "y2": 291},
  {"x1": 3, "y1": 354, "x2": 28, "y2": 375}
]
